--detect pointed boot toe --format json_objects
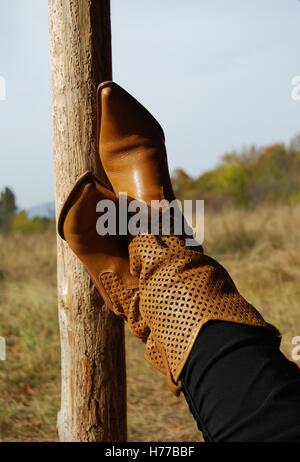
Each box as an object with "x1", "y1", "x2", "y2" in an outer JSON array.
[{"x1": 97, "y1": 81, "x2": 174, "y2": 203}]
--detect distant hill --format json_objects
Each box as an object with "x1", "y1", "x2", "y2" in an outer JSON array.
[{"x1": 27, "y1": 201, "x2": 55, "y2": 220}]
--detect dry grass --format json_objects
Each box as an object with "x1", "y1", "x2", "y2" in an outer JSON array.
[
  {"x1": 0, "y1": 203, "x2": 299, "y2": 441},
  {"x1": 0, "y1": 232, "x2": 59, "y2": 441},
  {"x1": 203, "y1": 204, "x2": 300, "y2": 355}
]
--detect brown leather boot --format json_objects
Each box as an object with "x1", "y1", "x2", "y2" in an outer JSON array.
[
  {"x1": 97, "y1": 81, "x2": 175, "y2": 203},
  {"x1": 57, "y1": 171, "x2": 142, "y2": 324},
  {"x1": 98, "y1": 80, "x2": 194, "y2": 239},
  {"x1": 97, "y1": 82, "x2": 280, "y2": 396}
]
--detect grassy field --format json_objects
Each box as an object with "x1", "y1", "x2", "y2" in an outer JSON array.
[{"x1": 0, "y1": 204, "x2": 299, "y2": 441}]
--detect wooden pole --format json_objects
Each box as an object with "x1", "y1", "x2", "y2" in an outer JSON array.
[{"x1": 48, "y1": 0, "x2": 127, "y2": 442}]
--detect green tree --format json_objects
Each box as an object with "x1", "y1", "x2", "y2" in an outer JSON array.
[
  {"x1": 11, "y1": 211, "x2": 53, "y2": 233},
  {"x1": 171, "y1": 168, "x2": 194, "y2": 198},
  {"x1": 0, "y1": 187, "x2": 17, "y2": 232},
  {"x1": 216, "y1": 162, "x2": 247, "y2": 206}
]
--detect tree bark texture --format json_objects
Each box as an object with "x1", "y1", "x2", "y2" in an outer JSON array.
[{"x1": 48, "y1": 0, "x2": 127, "y2": 442}]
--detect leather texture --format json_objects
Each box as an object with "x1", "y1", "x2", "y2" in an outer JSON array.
[
  {"x1": 98, "y1": 81, "x2": 175, "y2": 203},
  {"x1": 96, "y1": 81, "x2": 280, "y2": 396},
  {"x1": 57, "y1": 171, "x2": 138, "y2": 316},
  {"x1": 128, "y1": 234, "x2": 280, "y2": 395}
]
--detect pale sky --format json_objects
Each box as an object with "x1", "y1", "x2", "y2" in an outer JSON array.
[{"x1": 0, "y1": 0, "x2": 300, "y2": 208}]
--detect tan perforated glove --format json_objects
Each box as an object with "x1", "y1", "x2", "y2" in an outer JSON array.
[{"x1": 127, "y1": 234, "x2": 280, "y2": 395}]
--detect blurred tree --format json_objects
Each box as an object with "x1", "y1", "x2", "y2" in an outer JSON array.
[
  {"x1": 11, "y1": 211, "x2": 53, "y2": 233},
  {"x1": 172, "y1": 168, "x2": 194, "y2": 197},
  {"x1": 216, "y1": 162, "x2": 247, "y2": 206},
  {"x1": 0, "y1": 187, "x2": 17, "y2": 232},
  {"x1": 171, "y1": 143, "x2": 300, "y2": 209},
  {"x1": 289, "y1": 133, "x2": 300, "y2": 152}
]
